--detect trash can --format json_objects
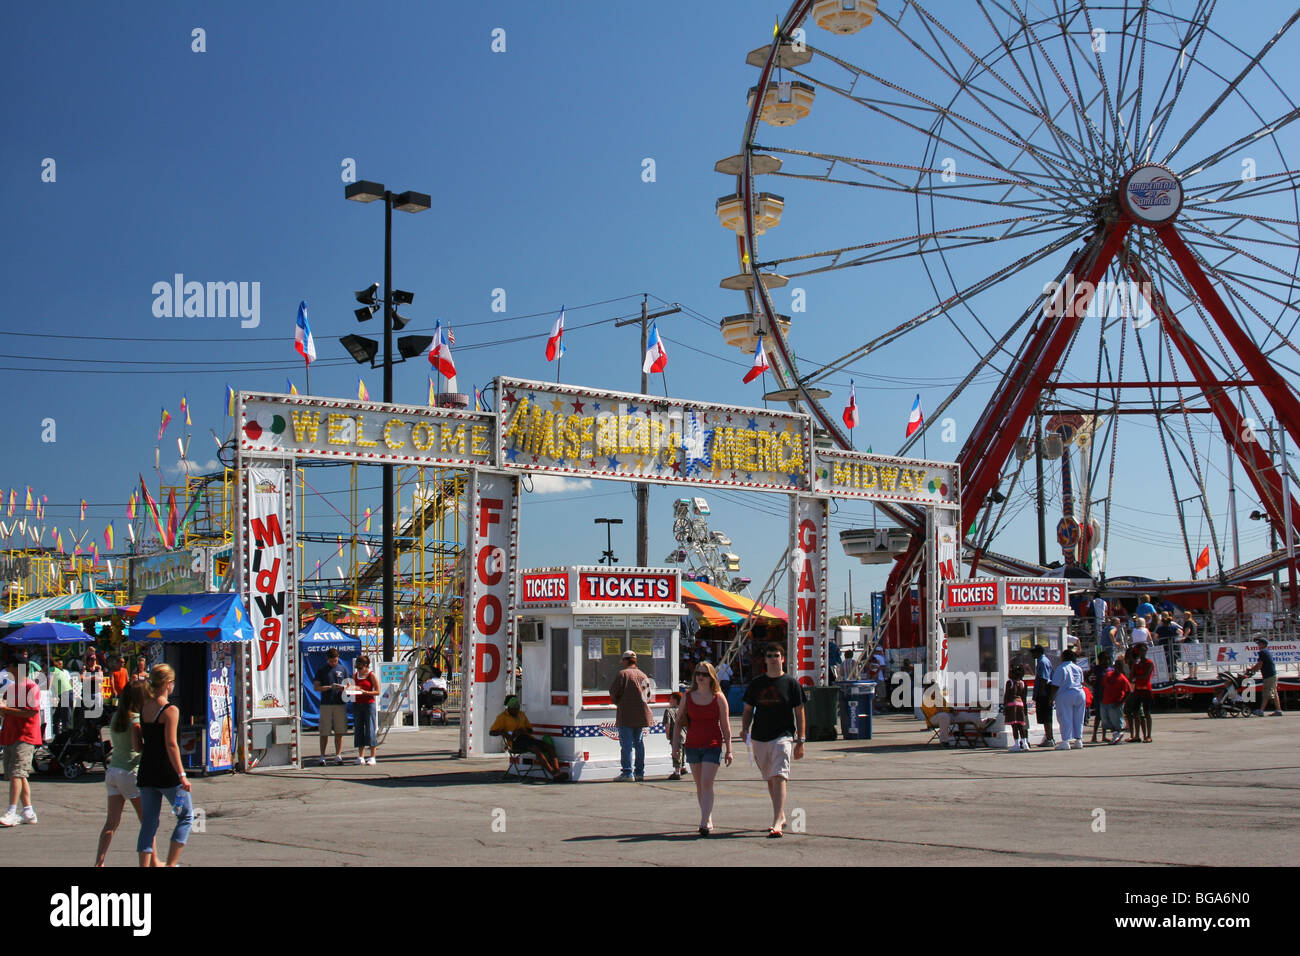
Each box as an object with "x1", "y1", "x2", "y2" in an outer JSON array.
[
  {"x1": 805, "y1": 685, "x2": 841, "y2": 741},
  {"x1": 726, "y1": 683, "x2": 747, "y2": 716},
  {"x1": 839, "y1": 681, "x2": 876, "y2": 740}
]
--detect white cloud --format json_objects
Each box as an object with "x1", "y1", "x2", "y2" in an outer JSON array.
[
  {"x1": 168, "y1": 459, "x2": 221, "y2": 476},
  {"x1": 529, "y1": 476, "x2": 594, "y2": 494}
]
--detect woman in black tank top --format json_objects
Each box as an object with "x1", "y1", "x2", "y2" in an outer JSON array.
[{"x1": 135, "y1": 664, "x2": 193, "y2": 867}]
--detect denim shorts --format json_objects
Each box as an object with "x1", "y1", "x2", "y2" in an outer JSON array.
[{"x1": 683, "y1": 746, "x2": 721, "y2": 765}]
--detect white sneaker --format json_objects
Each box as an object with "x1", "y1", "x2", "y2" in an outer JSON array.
[
  {"x1": 1069, "y1": 739, "x2": 1083, "y2": 749},
  {"x1": 332, "y1": 754, "x2": 344, "y2": 765},
  {"x1": 316, "y1": 756, "x2": 327, "y2": 766},
  {"x1": 0, "y1": 810, "x2": 19, "y2": 827},
  {"x1": 1054, "y1": 742, "x2": 1072, "y2": 751},
  {"x1": 366, "y1": 757, "x2": 376, "y2": 766},
  {"x1": 356, "y1": 757, "x2": 365, "y2": 765},
  {"x1": 20, "y1": 808, "x2": 36, "y2": 825}
]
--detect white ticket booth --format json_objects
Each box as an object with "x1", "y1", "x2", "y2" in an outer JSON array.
[
  {"x1": 514, "y1": 566, "x2": 682, "y2": 781},
  {"x1": 942, "y1": 578, "x2": 1072, "y2": 747}
]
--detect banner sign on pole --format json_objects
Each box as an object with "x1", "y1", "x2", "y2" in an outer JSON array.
[
  {"x1": 813, "y1": 449, "x2": 959, "y2": 508},
  {"x1": 790, "y1": 497, "x2": 829, "y2": 688},
  {"x1": 244, "y1": 463, "x2": 291, "y2": 719},
  {"x1": 462, "y1": 471, "x2": 518, "y2": 758},
  {"x1": 496, "y1": 377, "x2": 812, "y2": 493},
  {"x1": 237, "y1": 392, "x2": 495, "y2": 468}
]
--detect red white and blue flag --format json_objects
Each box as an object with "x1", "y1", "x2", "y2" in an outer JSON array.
[
  {"x1": 643, "y1": 321, "x2": 668, "y2": 373},
  {"x1": 742, "y1": 337, "x2": 770, "y2": 384},
  {"x1": 843, "y1": 380, "x2": 858, "y2": 429},
  {"x1": 905, "y1": 393, "x2": 924, "y2": 437},
  {"x1": 428, "y1": 321, "x2": 457, "y2": 378},
  {"x1": 545, "y1": 308, "x2": 566, "y2": 362},
  {"x1": 294, "y1": 301, "x2": 316, "y2": 364}
]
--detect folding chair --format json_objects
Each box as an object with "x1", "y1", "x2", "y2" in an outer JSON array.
[
  {"x1": 952, "y1": 715, "x2": 998, "y2": 748},
  {"x1": 504, "y1": 749, "x2": 552, "y2": 782}
]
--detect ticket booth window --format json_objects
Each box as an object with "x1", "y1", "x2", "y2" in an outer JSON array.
[
  {"x1": 1008, "y1": 627, "x2": 1039, "y2": 675},
  {"x1": 978, "y1": 627, "x2": 997, "y2": 674},
  {"x1": 550, "y1": 627, "x2": 569, "y2": 694},
  {"x1": 583, "y1": 630, "x2": 628, "y2": 692}
]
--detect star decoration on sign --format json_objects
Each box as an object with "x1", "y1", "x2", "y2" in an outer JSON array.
[
  {"x1": 769, "y1": 420, "x2": 778, "y2": 429},
  {"x1": 550, "y1": 397, "x2": 565, "y2": 412},
  {"x1": 788, "y1": 473, "x2": 802, "y2": 486},
  {"x1": 504, "y1": 446, "x2": 520, "y2": 462},
  {"x1": 593, "y1": 402, "x2": 602, "y2": 412},
  {"x1": 531, "y1": 455, "x2": 539, "y2": 464},
  {"x1": 528, "y1": 393, "x2": 537, "y2": 403},
  {"x1": 556, "y1": 457, "x2": 566, "y2": 466},
  {"x1": 571, "y1": 400, "x2": 585, "y2": 413},
  {"x1": 670, "y1": 460, "x2": 682, "y2": 474},
  {"x1": 628, "y1": 404, "x2": 638, "y2": 415},
  {"x1": 606, "y1": 455, "x2": 620, "y2": 469},
  {"x1": 747, "y1": 417, "x2": 758, "y2": 429},
  {"x1": 634, "y1": 458, "x2": 647, "y2": 470},
  {"x1": 783, "y1": 421, "x2": 796, "y2": 433},
  {"x1": 503, "y1": 390, "x2": 518, "y2": 406}
]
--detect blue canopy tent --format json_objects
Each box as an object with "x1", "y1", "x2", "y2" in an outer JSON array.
[
  {"x1": 298, "y1": 617, "x2": 362, "y2": 730},
  {"x1": 132, "y1": 593, "x2": 251, "y2": 775}
]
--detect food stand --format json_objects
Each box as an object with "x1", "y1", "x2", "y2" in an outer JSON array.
[
  {"x1": 132, "y1": 593, "x2": 251, "y2": 775},
  {"x1": 514, "y1": 566, "x2": 682, "y2": 781},
  {"x1": 942, "y1": 578, "x2": 1073, "y2": 747}
]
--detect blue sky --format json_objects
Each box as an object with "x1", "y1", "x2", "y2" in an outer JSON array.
[{"x1": 3, "y1": 1, "x2": 1298, "y2": 613}]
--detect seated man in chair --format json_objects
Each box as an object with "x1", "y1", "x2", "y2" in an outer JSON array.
[{"x1": 490, "y1": 697, "x2": 565, "y2": 780}]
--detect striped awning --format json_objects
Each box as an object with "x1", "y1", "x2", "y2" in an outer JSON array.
[{"x1": 682, "y1": 581, "x2": 787, "y2": 628}]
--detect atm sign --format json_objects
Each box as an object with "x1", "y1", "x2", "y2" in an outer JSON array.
[{"x1": 521, "y1": 572, "x2": 569, "y2": 605}]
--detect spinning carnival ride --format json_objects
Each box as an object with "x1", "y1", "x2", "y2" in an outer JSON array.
[{"x1": 719, "y1": 1, "x2": 1300, "y2": 634}]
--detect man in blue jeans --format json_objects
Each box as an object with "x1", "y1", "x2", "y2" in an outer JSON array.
[{"x1": 609, "y1": 651, "x2": 654, "y2": 781}]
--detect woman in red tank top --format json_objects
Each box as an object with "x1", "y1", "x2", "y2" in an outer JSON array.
[{"x1": 672, "y1": 661, "x2": 733, "y2": 836}]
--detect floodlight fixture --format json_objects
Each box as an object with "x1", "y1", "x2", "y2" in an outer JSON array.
[
  {"x1": 345, "y1": 181, "x2": 385, "y2": 203},
  {"x1": 339, "y1": 334, "x2": 379, "y2": 365}
]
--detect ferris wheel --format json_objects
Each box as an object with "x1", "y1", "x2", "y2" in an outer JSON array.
[{"x1": 719, "y1": 0, "x2": 1300, "y2": 597}]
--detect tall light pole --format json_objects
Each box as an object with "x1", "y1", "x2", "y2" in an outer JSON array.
[
  {"x1": 595, "y1": 518, "x2": 623, "y2": 565},
  {"x1": 613, "y1": 296, "x2": 680, "y2": 566},
  {"x1": 344, "y1": 180, "x2": 431, "y2": 663}
]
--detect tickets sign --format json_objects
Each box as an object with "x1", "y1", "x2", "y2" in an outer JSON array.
[
  {"x1": 496, "y1": 377, "x2": 811, "y2": 492},
  {"x1": 577, "y1": 569, "x2": 679, "y2": 605},
  {"x1": 1003, "y1": 579, "x2": 1068, "y2": 609},
  {"x1": 520, "y1": 570, "x2": 570, "y2": 606},
  {"x1": 238, "y1": 393, "x2": 495, "y2": 468},
  {"x1": 813, "y1": 449, "x2": 959, "y2": 508},
  {"x1": 945, "y1": 580, "x2": 1000, "y2": 611}
]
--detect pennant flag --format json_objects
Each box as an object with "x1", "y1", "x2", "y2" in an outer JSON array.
[
  {"x1": 286, "y1": 378, "x2": 299, "y2": 396},
  {"x1": 842, "y1": 380, "x2": 859, "y2": 429},
  {"x1": 336, "y1": 534, "x2": 345, "y2": 558},
  {"x1": 127, "y1": 523, "x2": 136, "y2": 544},
  {"x1": 225, "y1": 384, "x2": 236, "y2": 417},
  {"x1": 54, "y1": 529, "x2": 63, "y2": 553},
  {"x1": 35, "y1": 501, "x2": 43, "y2": 520},
  {"x1": 92, "y1": 542, "x2": 99, "y2": 565},
  {"x1": 80, "y1": 499, "x2": 87, "y2": 522},
  {"x1": 294, "y1": 300, "x2": 317, "y2": 365},
  {"x1": 6, "y1": 489, "x2": 13, "y2": 517},
  {"x1": 104, "y1": 524, "x2": 114, "y2": 551},
  {"x1": 474, "y1": 387, "x2": 483, "y2": 412},
  {"x1": 165, "y1": 488, "x2": 179, "y2": 549},
  {"x1": 25, "y1": 487, "x2": 33, "y2": 512},
  {"x1": 545, "y1": 307, "x2": 566, "y2": 362},
  {"x1": 905, "y1": 394, "x2": 924, "y2": 437},
  {"x1": 127, "y1": 491, "x2": 137, "y2": 521},
  {"x1": 428, "y1": 377, "x2": 436, "y2": 407},
  {"x1": 1194, "y1": 546, "x2": 1210, "y2": 575},
  {"x1": 363, "y1": 507, "x2": 372, "y2": 533},
  {"x1": 139, "y1": 476, "x2": 169, "y2": 546},
  {"x1": 180, "y1": 394, "x2": 192, "y2": 427},
  {"x1": 176, "y1": 492, "x2": 203, "y2": 537},
  {"x1": 358, "y1": 377, "x2": 370, "y2": 402},
  {"x1": 742, "y1": 337, "x2": 770, "y2": 384},
  {"x1": 157, "y1": 407, "x2": 172, "y2": 442},
  {"x1": 428, "y1": 321, "x2": 456, "y2": 377},
  {"x1": 643, "y1": 321, "x2": 668, "y2": 374}
]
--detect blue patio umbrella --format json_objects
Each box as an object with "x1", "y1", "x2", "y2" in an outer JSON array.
[{"x1": 2, "y1": 621, "x2": 91, "y2": 645}]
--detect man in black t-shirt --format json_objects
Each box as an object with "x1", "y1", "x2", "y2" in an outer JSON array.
[
  {"x1": 313, "y1": 648, "x2": 350, "y2": 765},
  {"x1": 741, "y1": 643, "x2": 806, "y2": 837}
]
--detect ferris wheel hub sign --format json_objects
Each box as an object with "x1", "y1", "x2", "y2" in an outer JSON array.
[{"x1": 1120, "y1": 164, "x2": 1183, "y2": 225}]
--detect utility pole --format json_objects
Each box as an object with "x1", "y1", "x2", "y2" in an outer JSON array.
[
  {"x1": 614, "y1": 297, "x2": 681, "y2": 566},
  {"x1": 1035, "y1": 403, "x2": 1047, "y2": 566}
]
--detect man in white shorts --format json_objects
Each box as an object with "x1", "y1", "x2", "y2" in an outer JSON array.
[{"x1": 741, "y1": 643, "x2": 806, "y2": 838}]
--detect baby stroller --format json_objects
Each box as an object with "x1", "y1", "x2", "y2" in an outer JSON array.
[
  {"x1": 1207, "y1": 671, "x2": 1256, "y2": 718},
  {"x1": 34, "y1": 719, "x2": 113, "y2": 778}
]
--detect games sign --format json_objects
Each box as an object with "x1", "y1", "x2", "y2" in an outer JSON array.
[
  {"x1": 496, "y1": 377, "x2": 812, "y2": 493},
  {"x1": 237, "y1": 392, "x2": 495, "y2": 468}
]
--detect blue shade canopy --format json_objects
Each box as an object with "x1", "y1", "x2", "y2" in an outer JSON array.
[
  {"x1": 1, "y1": 621, "x2": 90, "y2": 645},
  {"x1": 298, "y1": 616, "x2": 362, "y2": 650},
  {"x1": 133, "y1": 593, "x2": 253, "y2": 643}
]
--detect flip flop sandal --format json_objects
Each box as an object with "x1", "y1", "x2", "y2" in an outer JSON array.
[{"x1": 767, "y1": 828, "x2": 783, "y2": 838}]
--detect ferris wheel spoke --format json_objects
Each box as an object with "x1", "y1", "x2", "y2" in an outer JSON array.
[
  {"x1": 763, "y1": 166, "x2": 1071, "y2": 216},
  {"x1": 798, "y1": 227, "x2": 1087, "y2": 386},
  {"x1": 1178, "y1": 225, "x2": 1300, "y2": 289},
  {"x1": 790, "y1": 54, "x2": 1085, "y2": 199},
  {"x1": 1183, "y1": 168, "x2": 1300, "y2": 204},
  {"x1": 1178, "y1": 108, "x2": 1300, "y2": 180},
  {"x1": 1142, "y1": 0, "x2": 1217, "y2": 161},
  {"x1": 1162, "y1": 7, "x2": 1300, "y2": 166},
  {"x1": 885, "y1": 3, "x2": 1098, "y2": 180}
]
